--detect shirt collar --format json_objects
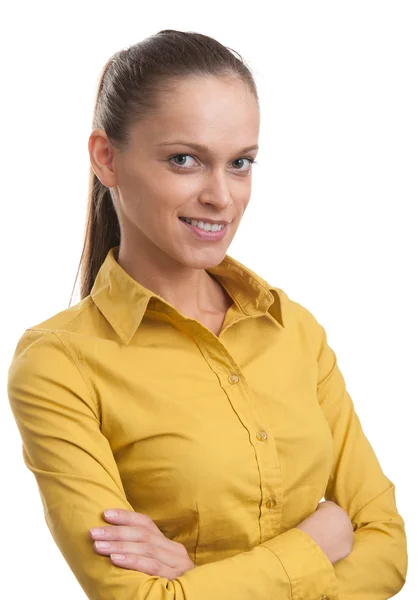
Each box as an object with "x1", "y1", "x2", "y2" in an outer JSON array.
[{"x1": 91, "y1": 245, "x2": 286, "y2": 344}]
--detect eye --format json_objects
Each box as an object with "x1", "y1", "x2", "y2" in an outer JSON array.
[
  {"x1": 168, "y1": 154, "x2": 257, "y2": 173},
  {"x1": 169, "y1": 154, "x2": 197, "y2": 169},
  {"x1": 231, "y1": 157, "x2": 257, "y2": 171}
]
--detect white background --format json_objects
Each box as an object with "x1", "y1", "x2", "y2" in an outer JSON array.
[{"x1": 1, "y1": 1, "x2": 419, "y2": 597}]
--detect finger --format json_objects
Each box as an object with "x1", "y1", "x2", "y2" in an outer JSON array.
[
  {"x1": 93, "y1": 540, "x2": 183, "y2": 569},
  {"x1": 90, "y1": 525, "x2": 186, "y2": 556},
  {"x1": 103, "y1": 509, "x2": 161, "y2": 534},
  {"x1": 90, "y1": 524, "x2": 150, "y2": 543},
  {"x1": 109, "y1": 553, "x2": 179, "y2": 580}
]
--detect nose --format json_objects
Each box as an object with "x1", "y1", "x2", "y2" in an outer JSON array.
[{"x1": 198, "y1": 169, "x2": 232, "y2": 211}]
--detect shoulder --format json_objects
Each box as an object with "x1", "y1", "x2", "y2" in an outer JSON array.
[
  {"x1": 23, "y1": 294, "x2": 95, "y2": 335},
  {"x1": 7, "y1": 315, "x2": 98, "y2": 418},
  {"x1": 8, "y1": 294, "x2": 97, "y2": 370},
  {"x1": 7, "y1": 295, "x2": 97, "y2": 395}
]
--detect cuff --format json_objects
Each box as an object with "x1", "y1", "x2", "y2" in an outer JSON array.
[{"x1": 261, "y1": 527, "x2": 339, "y2": 599}]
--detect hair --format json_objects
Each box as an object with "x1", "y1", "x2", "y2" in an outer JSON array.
[{"x1": 68, "y1": 29, "x2": 259, "y2": 307}]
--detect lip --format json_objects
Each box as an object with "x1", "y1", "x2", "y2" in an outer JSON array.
[
  {"x1": 179, "y1": 217, "x2": 230, "y2": 225},
  {"x1": 179, "y1": 217, "x2": 228, "y2": 241}
]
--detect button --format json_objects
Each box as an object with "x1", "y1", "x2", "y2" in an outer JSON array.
[
  {"x1": 266, "y1": 497, "x2": 277, "y2": 509},
  {"x1": 256, "y1": 431, "x2": 268, "y2": 441},
  {"x1": 228, "y1": 374, "x2": 239, "y2": 384},
  {"x1": 320, "y1": 596, "x2": 330, "y2": 600}
]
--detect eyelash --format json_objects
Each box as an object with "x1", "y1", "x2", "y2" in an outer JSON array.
[{"x1": 168, "y1": 154, "x2": 258, "y2": 173}]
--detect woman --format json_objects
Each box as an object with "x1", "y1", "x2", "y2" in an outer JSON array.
[{"x1": 7, "y1": 29, "x2": 407, "y2": 599}]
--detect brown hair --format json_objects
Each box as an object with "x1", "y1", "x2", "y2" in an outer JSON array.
[{"x1": 68, "y1": 29, "x2": 259, "y2": 307}]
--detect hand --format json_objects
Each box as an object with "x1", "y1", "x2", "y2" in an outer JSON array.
[
  {"x1": 89, "y1": 508, "x2": 195, "y2": 580},
  {"x1": 296, "y1": 500, "x2": 354, "y2": 565}
]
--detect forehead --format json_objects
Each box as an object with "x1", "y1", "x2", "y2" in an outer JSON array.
[{"x1": 131, "y1": 76, "x2": 260, "y2": 147}]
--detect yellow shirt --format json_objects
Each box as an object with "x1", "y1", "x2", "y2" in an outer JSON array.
[{"x1": 7, "y1": 245, "x2": 407, "y2": 599}]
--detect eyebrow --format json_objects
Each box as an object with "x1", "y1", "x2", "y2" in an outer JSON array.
[{"x1": 157, "y1": 140, "x2": 259, "y2": 154}]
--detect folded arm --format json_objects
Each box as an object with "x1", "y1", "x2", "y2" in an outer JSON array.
[
  {"x1": 309, "y1": 311, "x2": 408, "y2": 599},
  {"x1": 8, "y1": 328, "x2": 339, "y2": 600}
]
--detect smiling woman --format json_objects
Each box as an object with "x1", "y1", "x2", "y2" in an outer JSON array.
[{"x1": 7, "y1": 28, "x2": 407, "y2": 600}]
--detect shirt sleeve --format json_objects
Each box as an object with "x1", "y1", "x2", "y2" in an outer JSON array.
[
  {"x1": 7, "y1": 328, "x2": 338, "y2": 600},
  {"x1": 307, "y1": 311, "x2": 408, "y2": 599}
]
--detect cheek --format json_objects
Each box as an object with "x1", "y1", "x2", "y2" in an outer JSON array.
[
  {"x1": 237, "y1": 190, "x2": 251, "y2": 212},
  {"x1": 153, "y1": 176, "x2": 200, "y2": 212}
]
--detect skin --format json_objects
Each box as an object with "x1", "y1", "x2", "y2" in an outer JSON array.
[
  {"x1": 88, "y1": 509, "x2": 195, "y2": 580},
  {"x1": 89, "y1": 74, "x2": 260, "y2": 322},
  {"x1": 296, "y1": 500, "x2": 354, "y2": 565},
  {"x1": 87, "y1": 74, "x2": 260, "y2": 577}
]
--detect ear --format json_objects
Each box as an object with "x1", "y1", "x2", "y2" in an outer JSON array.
[{"x1": 88, "y1": 128, "x2": 118, "y2": 188}]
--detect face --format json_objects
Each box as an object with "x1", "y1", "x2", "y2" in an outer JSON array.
[{"x1": 90, "y1": 75, "x2": 260, "y2": 272}]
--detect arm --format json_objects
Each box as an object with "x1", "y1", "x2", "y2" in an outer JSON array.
[
  {"x1": 308, "y1": 311, "x2": 408, "y2": 599},
  {"x1": 7, "y1": 328, "x2": 339, "y2": 600}
]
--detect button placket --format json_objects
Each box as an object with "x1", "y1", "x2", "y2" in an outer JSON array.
[
  {"x1": 220, "y1": 365, "x2": 281, "y2": 539},
  {"x1": 221, "y1": 363, "x2": 283, "y2": 543}
]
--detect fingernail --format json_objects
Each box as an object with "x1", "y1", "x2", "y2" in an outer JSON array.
[
  {"x1": 95, "y1": 541, "x2": 110, "y2": 549},
  {"x1": 111, "y1": 553, "x2": 126, "y2": 561},
  {"x1": 104, "y1": 510, "x2": 119, "y2": 518},
  {"x1": 90, "y1": 528, "x2": 105, "y2": 537}
]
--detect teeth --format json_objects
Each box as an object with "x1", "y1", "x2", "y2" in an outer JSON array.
[{"x1": 181, "y1": 217, "x2": 225, "y2": 232}]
